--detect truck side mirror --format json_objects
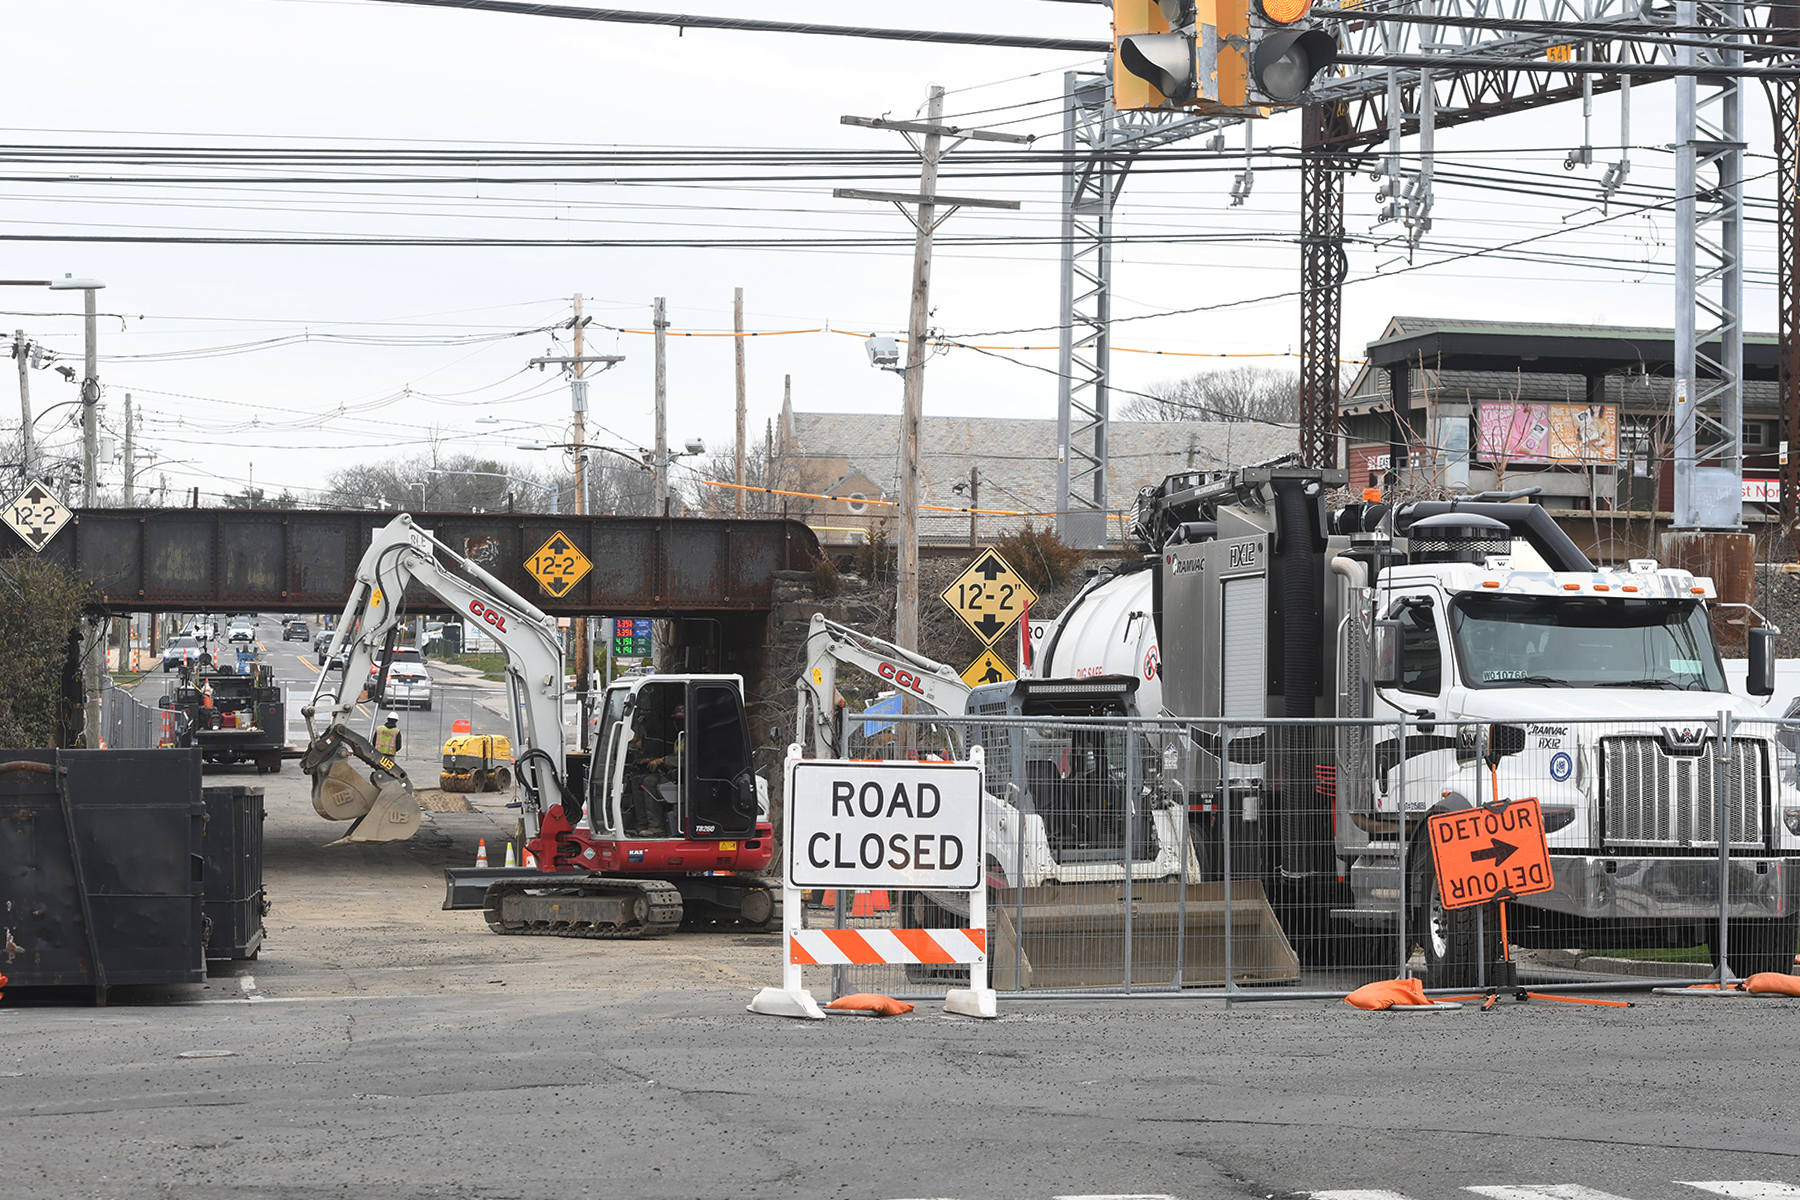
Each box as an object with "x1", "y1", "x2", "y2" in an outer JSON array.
[
  {"x1": 1486, "y1": 722, "x2": 1528, "y2": 765},
  {"x1": 1749, "y1": 627, "x2": 1776, "y2": 697},
  {"x1": 1372, "y1": 620, "x2": 1403, "y2": 688}
]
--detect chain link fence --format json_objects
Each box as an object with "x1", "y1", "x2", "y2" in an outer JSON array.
[{"x1": 791, "y1": 711, "x2": 1800, "y2": 1002}]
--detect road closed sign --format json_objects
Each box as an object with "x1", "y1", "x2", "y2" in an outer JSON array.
[
  {"x1": 787, "y1": 760, "x2": 984, "y2": 891},
  {"x1": 1427, "y1": 797, "x2": 1554, "y2": 910}
]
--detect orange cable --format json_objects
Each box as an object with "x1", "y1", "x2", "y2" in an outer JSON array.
[{"x1": 698, "y1": 477, "x2": 1027, "y2": 516}]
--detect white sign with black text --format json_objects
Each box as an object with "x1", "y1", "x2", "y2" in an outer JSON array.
[{"x1": 787, "y1": 760, "x2": 984, "y2": 891}]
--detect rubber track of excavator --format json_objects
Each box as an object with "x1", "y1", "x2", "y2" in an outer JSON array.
[{"x1": 482, "y1": 877, "x2": 684, "y2": 939}]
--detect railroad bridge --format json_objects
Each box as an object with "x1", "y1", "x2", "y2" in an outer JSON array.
[{"x1": 27, "y1": 507, "x2": 829, "y2": 747}]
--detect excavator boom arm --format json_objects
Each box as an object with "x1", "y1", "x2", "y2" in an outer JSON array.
[
  {"x1": 305, "y1": 513, "x2": 569, "y2": 842},
  {"x1": 796, "y1": 613, "x2": 972, "y2": 757}
]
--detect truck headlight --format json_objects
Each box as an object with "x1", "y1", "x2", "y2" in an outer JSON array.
[{"x1": 1784, "y1": 807, "x2": 1800, "y2": 836}]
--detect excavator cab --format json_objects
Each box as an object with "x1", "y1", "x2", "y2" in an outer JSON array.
[{"x1": 591, "y1": 675, "x2": 760, "y2": 841}]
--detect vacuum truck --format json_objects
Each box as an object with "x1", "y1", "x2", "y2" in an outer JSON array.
[{"x1": 1029, "y1": 456, "x2": 1800, "y2": 985}]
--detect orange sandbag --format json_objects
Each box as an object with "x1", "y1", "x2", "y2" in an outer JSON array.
[
  {"x1": 824, "y1": 993, "x2": 914, "y2": 1016},
  {"x1": 1344, "y1": 978, "x2": 1432, "y2": 1010},
  {"x1": 1743, "y1": 972, "x2": 1800, "y2": 996}
]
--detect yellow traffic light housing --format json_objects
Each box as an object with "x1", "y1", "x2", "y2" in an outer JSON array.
[{"x1": 1115, "y1": 0, "x2": 1252, "y2": 112}]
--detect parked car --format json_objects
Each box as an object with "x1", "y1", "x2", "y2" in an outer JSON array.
[
  {"x1": 162, "y1": 636, "x2": 203, "y2": 672},
  {"x1": 283, "y1": 619, "x2": 310, "y2": 642}
]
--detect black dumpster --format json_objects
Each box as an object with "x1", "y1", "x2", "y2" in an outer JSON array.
[
  {"x1": 0, "y1": 749, "x2": 207, "y2": 1000},
  {"x1": 201, "y1": 784, "x2": 267, "y2": 961}
]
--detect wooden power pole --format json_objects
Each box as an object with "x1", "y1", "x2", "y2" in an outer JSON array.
[{"x1": 734, "y1": 287, "x2": 747, "y2": 516}]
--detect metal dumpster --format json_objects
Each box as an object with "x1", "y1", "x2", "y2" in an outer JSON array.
[
  {"x1": 0, "y1": 749, "x2": 206, "y2": 1001},
  {"x1": 201, "y1": 784, "x2": 267, "y2": 961}
]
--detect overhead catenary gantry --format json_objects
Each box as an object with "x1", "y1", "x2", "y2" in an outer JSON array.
[{"x1": 1055, "y1": 0, "x2": 1796, "y2": 541}]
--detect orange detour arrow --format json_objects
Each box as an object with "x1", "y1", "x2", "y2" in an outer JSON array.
[{"x1": 1427, "y1": 797, "x2": 1555, "y2": 910}]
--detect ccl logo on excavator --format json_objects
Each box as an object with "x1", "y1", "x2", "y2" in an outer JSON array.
[
  {"x1": 877, "y1": 660, "x2": 926, "y2": 696},
  {"x1": 468, "y1": 600, "x2": 508, "y2": 633}
]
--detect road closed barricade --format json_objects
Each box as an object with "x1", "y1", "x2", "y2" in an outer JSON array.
[{"x1": 749, "y1": 745, "x2": 994, "y2": 1021}]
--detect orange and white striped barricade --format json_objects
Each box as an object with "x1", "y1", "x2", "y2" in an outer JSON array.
[{"x1": 749, "y1": 744, "x2": 994, "y2": 1021}]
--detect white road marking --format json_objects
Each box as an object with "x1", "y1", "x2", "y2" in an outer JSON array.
[
  {"x1": 1314, "y1": 1191, "x2": 1419, "y2": 1200},
  {"x1": 1053, "y1": 1195, "x2": 1181, "y2": 1200},
  {"x1": 1470, "y1": 1186, "x2": 1640, "y2": 1200},
  {"x1": 1680, "y1": 1186, "x2": 1800, "y2": 1200}
]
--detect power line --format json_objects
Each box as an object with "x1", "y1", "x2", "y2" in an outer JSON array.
[{"x1": 353, "y1": 0, "x2": 1112, "y2": 51}]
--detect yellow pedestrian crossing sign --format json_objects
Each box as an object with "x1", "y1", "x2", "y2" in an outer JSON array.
[
  {"x1": 940, "y1": 549, "x2": 1038, "y2": 646},
  {"x1": 526, "y1": 530, "x2": 592, "y2": 598},
  {"x1": 961, "y1": 649, "x2": 1015, "y2": 688}
]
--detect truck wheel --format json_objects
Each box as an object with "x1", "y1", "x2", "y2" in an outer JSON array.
[
  {"x1": 1417, "y1": 852, "x2": 1500, "y2": 989},
  {"x1": 1711, "y1": 914, "x2": 1800, "y2": 978}
]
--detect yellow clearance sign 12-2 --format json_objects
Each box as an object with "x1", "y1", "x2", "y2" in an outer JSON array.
[
  {"x1": 526, "y1": 531, "x2": 593, "y2": 598},
  {"x1": 940, "y1": 550, "x2": 1038, "y2": 646}
]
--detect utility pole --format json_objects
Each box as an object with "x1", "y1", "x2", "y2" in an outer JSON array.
[
  {"x1": 525, "y1": 300, "x2": 623, "y2": 752},
  {"x1": 838, "y1": 90, "x2": 1026, "y2": 652},
  {"x1": 968, "y1": 466, "x2": 980, "y2": 547},
  {"x1": 123, "y1": 393, "x2": 134, "y2": 504},
  {"x1": 13, "y1": 330, "x2": 33, "y2": 477},
  {"x1": 894, "y1": 87, "x2": 945, "y2": 653},
  {"x1": 653, "y1": 297, "x2": 669, "y2": 516},
  {"x1": 734, "y1": 287, "x2": 747, "y2": 516},
  {"x1": 81, "y1": 288, "x2": 97, "y2": 507},
  {"x1": 571, "y1": 293, "x2": 591, "y2": 746}
]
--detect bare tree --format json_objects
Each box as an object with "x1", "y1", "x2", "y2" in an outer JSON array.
[{"x1": 1120, "y1": 365, "x2": 1302, "y2": 424}]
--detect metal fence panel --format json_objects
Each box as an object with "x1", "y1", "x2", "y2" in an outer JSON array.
[{"x1": 781, "y1": 711, "x2": 1800, "y2": 1003}]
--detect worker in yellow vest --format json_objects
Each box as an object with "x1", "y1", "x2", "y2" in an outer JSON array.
[{"x1": 375, "y1": 715, "x2": 402, "y2": 758}]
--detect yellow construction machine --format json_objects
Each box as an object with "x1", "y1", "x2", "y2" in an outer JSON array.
[{"x1": 441, "y1": 733, "x2": 514, "y2": 793}]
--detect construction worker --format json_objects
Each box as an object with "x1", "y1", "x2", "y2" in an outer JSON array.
[{"x1": 375, "y1": 714, "x2": 402, "y2": 759}]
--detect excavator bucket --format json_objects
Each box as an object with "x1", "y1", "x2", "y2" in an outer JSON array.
[
  {"x1": 987, "y1": 879, "x2": 1299, "y2": 990},
  {"x1": 332, "y1": 780, "x2": 423, "y2": 845},
  {"x1": 312, "y1": 756, "x2": 380, "y2": 822}
]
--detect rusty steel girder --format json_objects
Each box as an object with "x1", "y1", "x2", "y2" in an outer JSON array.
[{"x1": 27, "y1": 509, "x2": 821, "y2": 616}]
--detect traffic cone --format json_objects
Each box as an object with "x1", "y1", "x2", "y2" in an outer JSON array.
[
  {"x1": 475, "y1": 838, "x2": 488, "y2": 867},
  {"x1": 524, "y1": 849, "x2": 537, "y2": 869},
  {"x1": 851, "y1": 890, "x2": 891, "y2": 917},
  {"x1": 504, "y1": 842, "x2": 517, "y2": 868}
]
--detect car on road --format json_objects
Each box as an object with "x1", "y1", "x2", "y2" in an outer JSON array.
[
  {"x1": 183, "y1": 620, "x2": 217, "y2": 641},
  {"x1": 228, "y1": 623, "x2": 256, "y2": 644},
  {"x1": 162, "y1": 636, "x2": 203, "y2": 672},
  {"x1": 314, "y1": 629, "x2": 334, "y2": 663},
  {"x1": 378, "y1": 663, "x2": 433, "y2": 711},
  {"x1": 283, "y1": 619, "x2": 310, "y2": 641}
]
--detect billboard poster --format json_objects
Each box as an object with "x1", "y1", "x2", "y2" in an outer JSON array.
[{"x1": 1476, "y1": 402, "x2": 1618, "y2": 466}]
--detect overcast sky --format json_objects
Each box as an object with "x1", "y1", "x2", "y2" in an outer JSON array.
[{"x1": 0, "y1": 0, "x2": 1779, "y2": 513}]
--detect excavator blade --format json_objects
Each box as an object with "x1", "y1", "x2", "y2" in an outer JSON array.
[
  {"x1": 312, "y1": 756, "x2": 381, "y2": 822},
  {"x1": 985, "y1": 880, "x2": 1300, "y2": 990},
  {"x1": 332, "y1": 780, "x2": 423, "y2": 844}
]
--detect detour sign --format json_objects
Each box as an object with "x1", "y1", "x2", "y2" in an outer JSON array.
[{"x1": 1427, "y1": 798, "x2": 1554, "y2": 910}]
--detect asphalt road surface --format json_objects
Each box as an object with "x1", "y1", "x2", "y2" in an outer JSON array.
[{"x1": 5, "y1": 613, "x2": 1792, "y2": 1199}]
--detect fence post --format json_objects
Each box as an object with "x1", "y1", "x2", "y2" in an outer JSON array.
[
  {"x1": 1014, "y1": 721, "x2": 1026, "y2": 992},
  {"x1": 1716, "y1": 708, "x2": 1733, "y2": 983},
  {"x1": 1123, "y1": 717, "x2": 1137, "y2": 994},
  {"x1": 1221, "y1": 720, "x2": 1235, "y2": 1002},
  {"x1": 1174, "y1": 721, "x2": 1188, "y2": 991},
  {"x1": 1394, "y1": 711, "x2": 1409, "y2": 977}
]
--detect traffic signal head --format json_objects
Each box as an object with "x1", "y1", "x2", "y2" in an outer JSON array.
[
  {"x1": 1115, "y1": 0, "x2": 1249, "y2": 111},
  {"x1": 1245, "y1": 0, "x2": 1337, "y2": 102}
]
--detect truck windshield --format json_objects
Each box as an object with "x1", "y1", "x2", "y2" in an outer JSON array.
[{"x1": 1449, "y1": 594, "x2": 1726, "y2": 691}]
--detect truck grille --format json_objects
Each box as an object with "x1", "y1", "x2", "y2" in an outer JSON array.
[{"x1": 1600, "y1": 736, "x2": 1767, "y2": 848}]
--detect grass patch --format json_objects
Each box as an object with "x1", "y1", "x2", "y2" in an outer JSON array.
[
  {"x1": 1583, "y1": 946, "x2": 1712, "y2": 964},
  {"x1": 439, "y1": 651, "x2": 507, "y2": 682}
]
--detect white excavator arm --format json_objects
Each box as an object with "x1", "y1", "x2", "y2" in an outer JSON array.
[
  {"x1": 796, "y1": 612, "x2": 972, "y2": 757},
  {"x1": 301, "y1": 513, "x2": 569, "y2": 844}
]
